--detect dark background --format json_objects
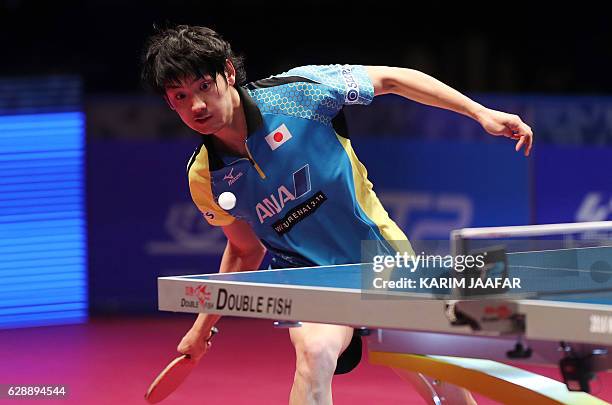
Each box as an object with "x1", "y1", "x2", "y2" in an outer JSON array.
[{"x1": 2, "y1": 1, "x2": 611, "y2": 95}]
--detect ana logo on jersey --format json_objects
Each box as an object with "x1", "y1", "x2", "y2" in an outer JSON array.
[
  {"x1": 265, "y1": 124, "x2": 293, "y2": 151},
  {"x1": 256, "y1": 165, "x2": 311, "y2": 224}
]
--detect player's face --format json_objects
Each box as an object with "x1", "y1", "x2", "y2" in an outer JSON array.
[{"x1": 165, "y1": 72, "x2": 235, "y2": 135}]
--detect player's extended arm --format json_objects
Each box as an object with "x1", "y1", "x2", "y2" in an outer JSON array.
[
  {"x1": 365, "y1": 66, "x2": 533, "y2": 156},
  {"x1": 178, "y1": 220, "x2": 266, "y2": 360}
]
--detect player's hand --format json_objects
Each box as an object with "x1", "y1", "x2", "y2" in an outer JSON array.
[
  {"x1": 177, "y1": 327, "x2": 213, "y2": 362},
  {"x1": 476, "y1": 108, "x2": 533, "y2": 156}
]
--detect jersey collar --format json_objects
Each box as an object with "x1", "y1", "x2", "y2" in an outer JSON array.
[
  {"x1": 200, "y1": 85, "x2": 264, "y2": 170},
  {"x1": 236, "y1": 85, "x2": 264, "y2": 138}
]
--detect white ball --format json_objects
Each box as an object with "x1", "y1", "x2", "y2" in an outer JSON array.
[{"x1": 218, "y1": 191, "x2": 237, "y2": 210}]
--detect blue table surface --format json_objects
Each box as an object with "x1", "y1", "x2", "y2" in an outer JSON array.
[{"x1": 174, "y1": 247, "x2": 612, "y2": 305}]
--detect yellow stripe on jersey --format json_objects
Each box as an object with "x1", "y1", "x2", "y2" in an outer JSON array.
[
  {"x1": 335, "y1": 134, "x2": 414, "y2": 257},
  {"x1": 188, "y1": 146, "x2": 236, "y2": 227}
]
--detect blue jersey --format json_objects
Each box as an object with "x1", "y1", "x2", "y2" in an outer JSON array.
[{"x1": 187, "y1": 65, "x2": 411, "y2": 266}]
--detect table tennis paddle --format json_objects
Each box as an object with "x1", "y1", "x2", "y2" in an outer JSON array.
[
  {"x1": 144, "y1": 327, "x2": 218, "y2": 403},
  {"x1": 145, "y1": 354, "x2": 195, "y2": 403}
]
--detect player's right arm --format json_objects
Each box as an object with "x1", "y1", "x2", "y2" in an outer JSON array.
[
  {"x1": 219, "y1": 219, "x2": 267, "y2": 274},
  {"x1": 177, "y1": 220, "x2": 266, "y2": 361}
]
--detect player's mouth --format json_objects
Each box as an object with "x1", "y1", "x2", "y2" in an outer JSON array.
[{"x1": 194, "y1": 115, "x2": 212, "y2": 124}]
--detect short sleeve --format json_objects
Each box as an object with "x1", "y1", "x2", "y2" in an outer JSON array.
[
  {"x1": 278, "y1": 65, "x2": 374, "y2": 106},
  {"x1": 187, "y1": 147, "x2": 236, "y2": 227}
]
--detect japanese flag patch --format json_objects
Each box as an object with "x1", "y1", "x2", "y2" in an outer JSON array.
[{"x1": 265, "y1": 124, "x2": 293, "y2": 151}]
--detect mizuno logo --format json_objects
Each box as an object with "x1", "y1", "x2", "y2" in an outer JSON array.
[{"x1": 223, "y1": 167, "x2": 243, "y2": 186}]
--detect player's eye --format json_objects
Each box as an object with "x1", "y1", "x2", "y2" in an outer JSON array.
[
  {"x1": 200, "y1": 81, "x2": 211, "y2": 91},
  {"x1": 174, "y1": 93, "x2": 186, "y2": 101}
]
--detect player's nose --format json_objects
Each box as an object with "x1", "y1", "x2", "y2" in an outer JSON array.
[{"x1": 191, "y1": 96, "x2": 207, "y2": 114}]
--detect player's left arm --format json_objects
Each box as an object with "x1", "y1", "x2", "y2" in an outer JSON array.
[{"x1": 365, "y1": 66, "x2": 533, "y2": 156}]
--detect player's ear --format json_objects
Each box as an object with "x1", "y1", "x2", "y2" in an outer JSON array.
[
  {"x1": 163, "y1": 94, "x2": 176, "y2": 111},
  {"x1": 225, "y1": 59, "x2": 236, "y2": 86}
]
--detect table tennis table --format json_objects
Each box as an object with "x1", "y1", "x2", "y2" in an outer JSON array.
[{"x1": 158, "y1": 227, "x2": 612, "y2": 405}]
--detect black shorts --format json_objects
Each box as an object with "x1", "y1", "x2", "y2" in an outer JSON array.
[{"x1": 334, "y1": 329, "x2": 363, "y2": 375}]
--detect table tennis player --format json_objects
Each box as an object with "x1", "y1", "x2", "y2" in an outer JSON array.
[{"x1": 141, "y1": 24, "x2": 533, "y2": 404}]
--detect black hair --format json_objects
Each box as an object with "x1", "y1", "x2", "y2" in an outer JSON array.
[{"x1": 141, "y1": 24, "x2": 246, "y2": 94}]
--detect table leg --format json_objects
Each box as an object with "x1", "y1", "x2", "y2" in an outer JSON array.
[
  {"x1": 392, "y1": 368, "x2": 477, "y2": 405},
  {"x1": 369, "y1": 351, "x2": 610, "y2": 405}
]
